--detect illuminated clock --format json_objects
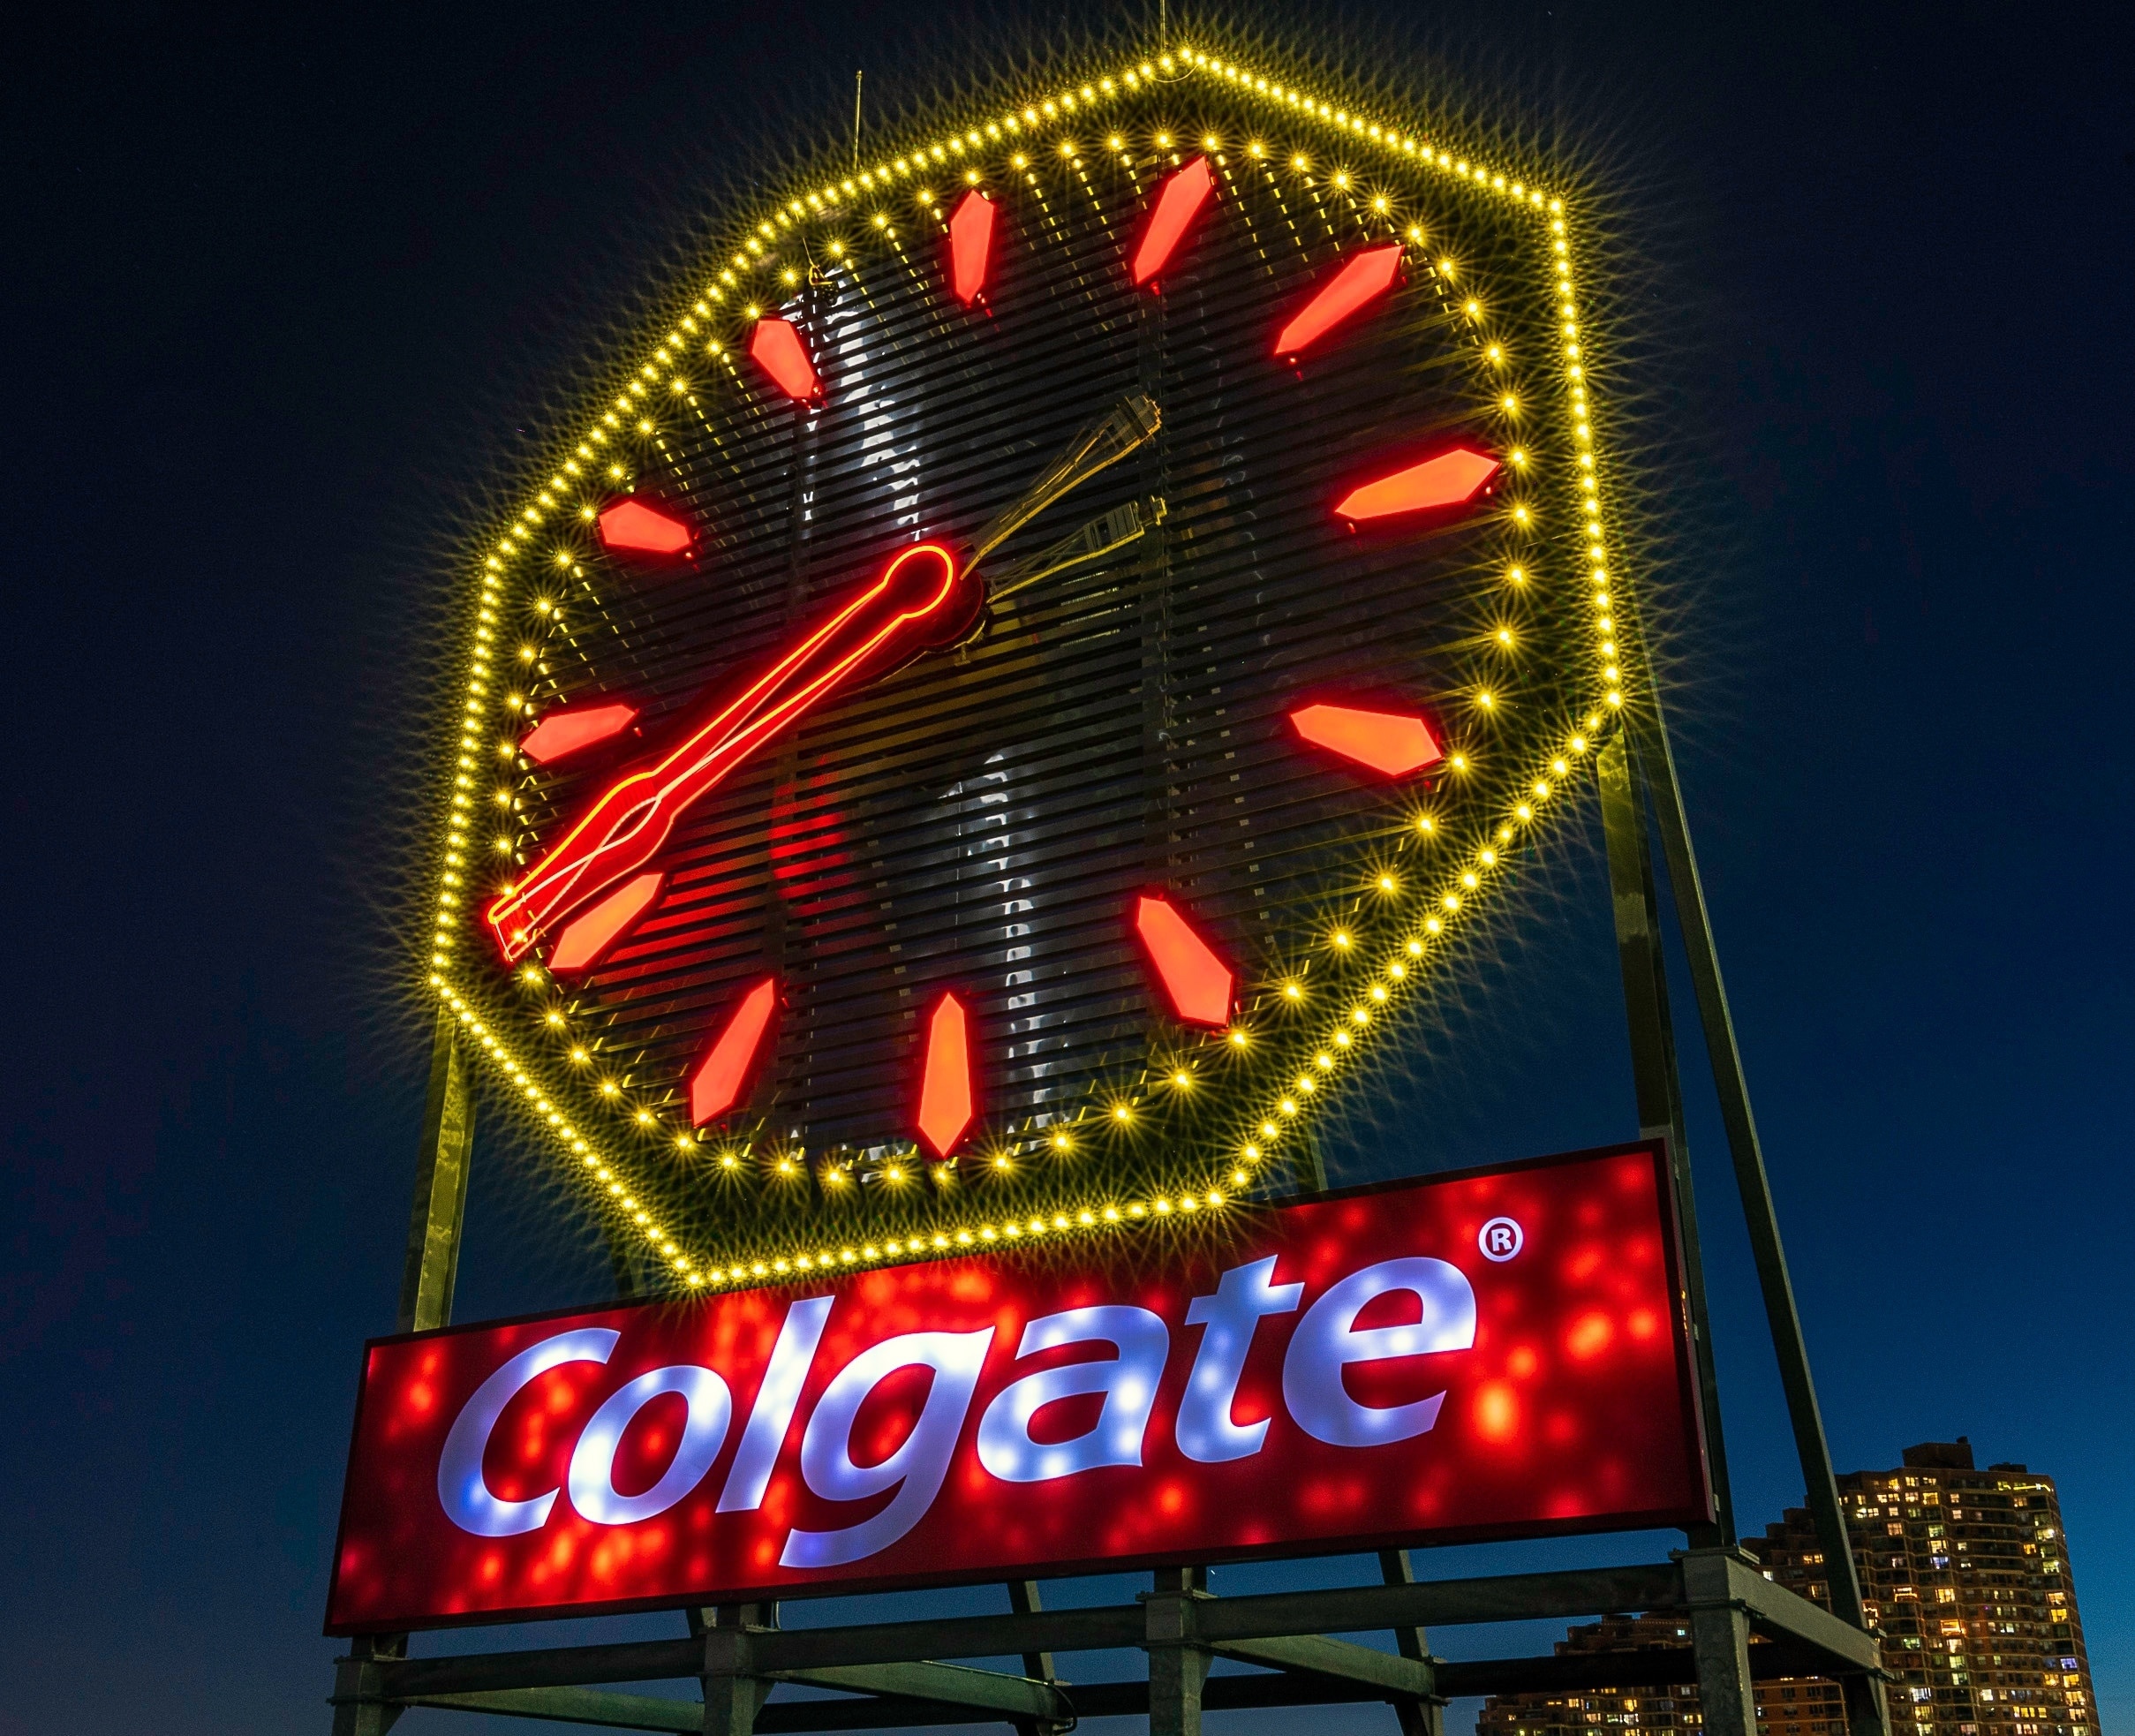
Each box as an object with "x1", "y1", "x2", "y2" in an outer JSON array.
[{"x1": 430, "y1": 47, "x2": 1618, "y2": 1288}]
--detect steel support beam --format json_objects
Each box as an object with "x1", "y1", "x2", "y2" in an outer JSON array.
[
  {"x1": 1599, "y1": 734, "x2": 1734, "y2": 1545},
  {"x1": 1680, "y1": 1550, "x2": 1762, "y2": 1736},
  {"x1": 1618, "y1": 610, "x2": 1891, "y2": 1736},
  {"x1": 329, "y1": 1635, "x2": 408, "y2": 1736},
  {"x1": 405, "y1": 1687, "x2": 702, "y2": 1732},
  {"x1": 778, "y1": 1663, "x2": 1068, "y2": 1724},
  {"x1": 1003, "y1": 1578, "x2": 1063, "y2": 1736},
  {"x1": 1719, "y1": 1554, "x2": 1880, "y2": 1673},
  {"x1": 397, "y1": 1008, "x2": 473, "y2": 1334},
  {"x1": 1618, "y1": 625, "x2": 1873, "y2": 1655},
  {"x1": 1193, "y1": 1564, "x2": 1682, "y2": 1642},
  {"x1": 1142, "y1": 1580, "x2": 1213, "y2": 1736},
  {"x1": 700, "y1": 1627, "x2": 774, "y2": 1736},
  {"x1": 1213, "y1": 1634, "x2": 1434, "y2": 1698},
  {"x1": 1377, "y1": 1546, "x2": 1445, "y2": 1736}
]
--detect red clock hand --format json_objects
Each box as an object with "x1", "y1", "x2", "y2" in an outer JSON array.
[
  {"x1": 485, "y1": 394, "x2": 1160, "y2": 970},
  {"x1": 486, "y1": 541, "x2": 976, "y2": 964}
]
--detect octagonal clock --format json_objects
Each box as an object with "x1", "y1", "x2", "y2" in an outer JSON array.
[{"x1": 427, "y1": 44, "x2": 1623, "y2": 1289}]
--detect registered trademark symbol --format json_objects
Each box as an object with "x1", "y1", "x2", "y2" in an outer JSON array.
[{"x1": 1478, "y1": 1217, "x2": 1524, "y2": 1262}]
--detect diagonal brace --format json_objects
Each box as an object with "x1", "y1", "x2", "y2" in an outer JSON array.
[
  {"x1": 400, "y1": 1687, "x2": 701, "y2": 1732},
  {"x1": 773, "y1": 1662, "x2": 1071, "y2": 1724},
  {"x1": 1213, "y1": 1634, "x2": 1437, "y2": 1700}
]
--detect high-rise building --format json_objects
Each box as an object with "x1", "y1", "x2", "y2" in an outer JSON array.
[
  {"x1": 1475, "y1": 1441, "x2": 2094, "y2": 1736},
  {"x1": 1471, "y1": 1611, "x2": 1735, "y2": 1736}
]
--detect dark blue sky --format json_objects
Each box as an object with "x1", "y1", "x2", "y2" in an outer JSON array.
[{"x1": 4, "y1": 4, "x2": 2130, "y2": 1734}]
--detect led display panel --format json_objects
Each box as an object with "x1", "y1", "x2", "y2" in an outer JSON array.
[{"x1": 327, "y1": 1143, "x2": 1709, "y2": 1632}]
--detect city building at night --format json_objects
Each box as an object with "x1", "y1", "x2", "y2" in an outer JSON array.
[{"x1": 1477, "y1": 1441, "x2": 2094, "y2": 1736}]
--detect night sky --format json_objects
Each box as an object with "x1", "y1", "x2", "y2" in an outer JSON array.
[{"x1": 4, "y1": 4, "x2": 2131, "y2": 1733}]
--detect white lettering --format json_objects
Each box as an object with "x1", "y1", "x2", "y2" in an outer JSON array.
[
  {"x1": 1281, "y1": 1257, "x2": 1475, "y2": 1447},
  {"x1": 567, "y1": 1364, "x2": 734, "y2": 1525},
  {"x1": 438, "y1": 1327, "x2": 618, "y2": 1536},
  {"x1": 977, "y1": 1305, "x2": 1169, "y2": 1482},
  {"x1": 717, "y1": 1294, "x2": 834, "y2": 1512},
  {"x1": 1177, "y1": 1257, "x2": 1302, "y2": 1463},
  {"x1": 781, "y1": 1327, "x2": 993, "y2": 1568}
]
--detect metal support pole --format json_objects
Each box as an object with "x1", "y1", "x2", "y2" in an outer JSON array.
[
  {"x1": 701, "y1": 1621, "x2": 774, "y2": 1736},
  {"x1": 1143, "y1": 1569, "x2": 1212, "y2": 1736},
  {"x1": 397, "y1": 1006, "x2": 474, "y2": 1333},
  {"x1": 1840, "y1": 1670, "x2": 1893, "y2": 1736},
  {"x1": 1377, "y1": 1549, "x2": 1445, "y2": 1736},
  {"x1": 1006, "y1": 1580, "x2": 1064, "y2": 1736},
  {"x1": 1618, "y1": 690, "x2": 1869, "y2": 1630},
  {"x1": 1615, "y1": 600, "x2": 1886, "y2": 1736},
  {"x1": 1598, "y1": 735, "x2": 1734, "y2": 1547},
  {"x1": 339, "y1": 1008, "x2": 472, "y2": 1732},
  {"x1": 1689, "y1": 1604, "x2": 1760, "y2": 1736},
  {"x1": 1679, "y1": 1550, "x2": 1761, "y2": 1736},
  {"x1": 328, "y1": 1634, "x2": 407, "y2": 1736}
]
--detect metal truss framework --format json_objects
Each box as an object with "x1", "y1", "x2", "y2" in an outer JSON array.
[{"x1": 331, "y1": 1553, "x2": 1882, "y2": 1736}]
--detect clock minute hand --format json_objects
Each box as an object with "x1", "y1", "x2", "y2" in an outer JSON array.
[{"x1": 485, "y1": 541, "x2": 974, "y2": 963}]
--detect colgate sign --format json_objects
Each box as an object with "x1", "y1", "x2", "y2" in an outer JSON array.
[{"x1": 327, "y1": 1144, "x2": 1709, "y2": 1632}]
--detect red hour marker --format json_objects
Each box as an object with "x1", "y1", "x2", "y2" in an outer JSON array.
[
  {"x1": 948, "y1": 189, "x2": 997, "y2": 305},
  {"x1": 548, "y1": 871, "x2": 665, "y2": 974},
  {"x1": 1273, "y1": 242, "x2": 1404, "y2": 359},
  {"x1": 748, "y1": 315, "x2": 823, "y2": 403},
  {"x1": 1134, "y1": 894, "x2": 1233, "y2": 1027},
  {"x1": 916, "y1": 991, "x2": 975, "y2": 1158},
  {"x1": 520, "y1": 702, "x2": 637, "y2": 766},
  {"x1": 690, "y1": 976, "x2": 779, "y2": 1125},
  {"x1": 1131, "y1": 156, "x2": 1217, "y2": 287},
  {"x1": 1335, "y1": 446, "x2": 1499, "y2": 522},
  {"x1": 1289, "y1": 703, "x2": 1443, "y2": 776},
  {"x1": 596, "y1": 499, "x2": 691, "y2": 555}
]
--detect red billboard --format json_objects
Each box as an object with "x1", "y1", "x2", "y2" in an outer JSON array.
[{"x1": 326, "y1": 1143, "x2": 1709, "y2": 1633}]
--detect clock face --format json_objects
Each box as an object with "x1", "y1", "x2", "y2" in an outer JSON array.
[{"x1": 433, "y1": 48, "x2": 1616, "y2": 1287}]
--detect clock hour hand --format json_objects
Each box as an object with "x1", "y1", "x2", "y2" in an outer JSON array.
[
  {"x1": 967, "y1": 393, "x2": 1160, "y2": 567},
  {"x1": 983, "y1": 496, "x2": 1165, "y2": 604}
]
